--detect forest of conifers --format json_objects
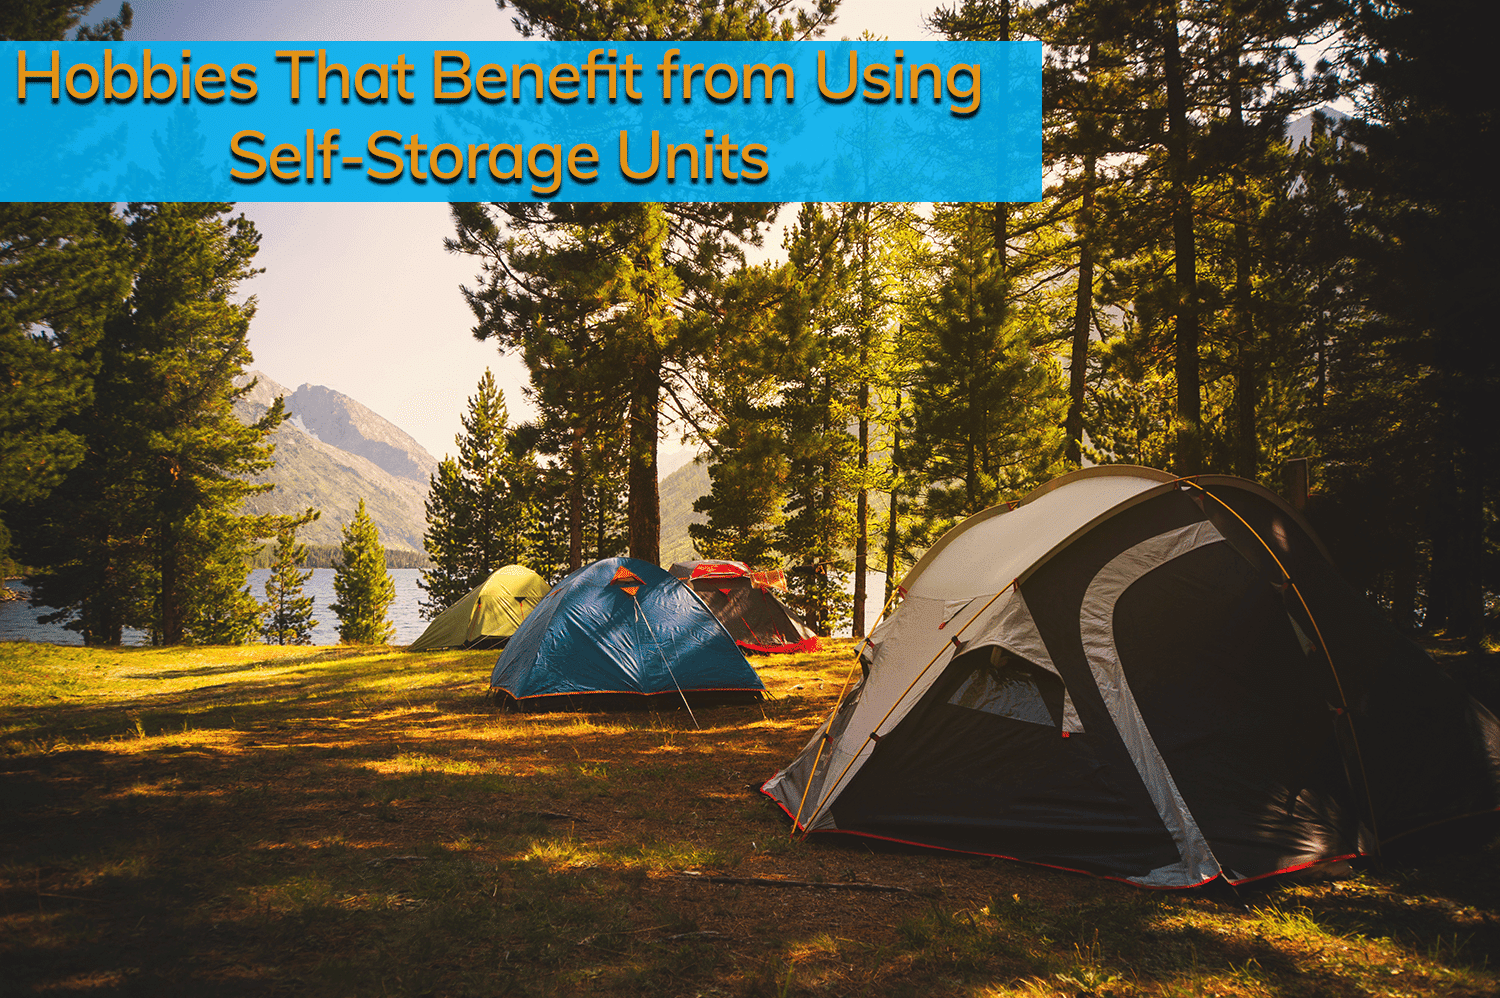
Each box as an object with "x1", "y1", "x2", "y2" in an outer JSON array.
[
  {"x1": 1, "y1": 0, "x2": 1493, "y2": 649},
  {"x1": 439, "y1": 0, "x2": 1494, "y2": 646}
]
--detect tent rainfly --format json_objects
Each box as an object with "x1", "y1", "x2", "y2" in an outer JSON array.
[
  {"x1": 763, "y1": 467, "x2": 1500, "y2": 888},
  {"x1": 669, "y1": 560, "x2": 819, "y2": 654},
  {"x1": 489, "y1": 557, "x2": 765, "y2": 710},
  {"x1": 406, "y1": 565, "x2": 550, "y2": 653}
]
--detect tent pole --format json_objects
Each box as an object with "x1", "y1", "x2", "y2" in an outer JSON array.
[
  {"x1": 633, "y1": 594, "x2": 700, "y2": 730},
  {"x1": 789, "y1": 735, "x2": 831, "y2": 838},
  {"x1": 798, "y1": 581, "x2": 1017, "y2": 835},
  {"x1": 789, "y1": 587, "x2": 904, "y2": 837}
]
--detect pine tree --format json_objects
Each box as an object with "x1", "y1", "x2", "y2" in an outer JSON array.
[
  {"x1": 690, "y1": 332, "x2": 787, "y2": 565},
  {"x1": 690, "y1": 421, "x2": 787, "y2": 565},
  {"x1": 420, "y1": 456, "x2": 471, "y2": 615},
  {"x1": 331, "y1": 499, "x2": 395, "y2": 645},
  {"x1": 451, "y1": 201, "x2": 776, "y2": 565},
  {"x1": 262, "y1": 516, "x2": 319, "y2": 645},
  {"x1": 496, "y1": 0, "x2": 837, "y2": 42},
  {"x1": 1310, "y1": 0, "x2": 1497, "y2": 645},
  {"x1": 837, "y1": 202, "x2": 922, "y2": 635},
  {"x1": 0, "y1": 1, "x2": 133, "y2": 42},
  {"x1": 687, "y1": 259, "x2": 791, "y2": 565},
  {"x1": 0, "y1": 204, "x2": 130, "y2": 572},
  {"x1": 1003, "y1": 0, "x2": 1334, "y2": 478},
  {"x1": 20, "y1": 203, "x2": 285, "y2": 646},
  {"x1": 452, "y1": 0, "x2": 842, "y2": 564},
  {"x1": 775, "y1": 203, "x2": 858, "y2": 634},
  {"x1": 1020, "y1": 1, "x2": 1124, "y2": 469},
  {"x1": 419, "y1": 370, "x2": 538, "y2": 618},
  {"x1": 903, "y1": 203, "x2": 1066, "y2": 537}
]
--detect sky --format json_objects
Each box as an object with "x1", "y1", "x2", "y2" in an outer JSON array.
[{"x1": 123, "y1": 0, "x2": 939, "y2": 467}]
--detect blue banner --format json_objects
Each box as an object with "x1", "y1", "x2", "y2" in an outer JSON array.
[{"x1": 2, "y1": 40, "x2": 1040, "y2": 202}]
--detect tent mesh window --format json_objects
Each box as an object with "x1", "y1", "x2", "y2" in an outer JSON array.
[{"x1": 947, "y1": 648, "x2": 1064, "y2": 729}]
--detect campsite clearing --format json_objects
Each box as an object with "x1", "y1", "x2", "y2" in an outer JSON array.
[{"x1": 3, "y1": 639, "x2": 1498, "y2": 997}]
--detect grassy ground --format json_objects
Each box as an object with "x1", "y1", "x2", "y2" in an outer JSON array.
[{"x1": 2, "y1": 639, "x2": 1497, "y2": 997}]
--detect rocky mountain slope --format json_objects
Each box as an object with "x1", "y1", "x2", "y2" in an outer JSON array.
[
  {"x1": 234, "y1": 372, "x2": 435, "y2": 552},
  {"x1": 231, "y1": 369, "x2": 767, "y2": 567}
]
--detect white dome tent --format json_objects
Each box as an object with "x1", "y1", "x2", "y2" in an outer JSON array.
[{"x1": 763, "y1": 467, "x2": 1500, "y2": 888}]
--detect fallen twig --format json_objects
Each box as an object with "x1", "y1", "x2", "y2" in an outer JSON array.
[
  {"x1": 577, "y1": 926, "x2": 730, "y2": 948},
  {"x1": 576, "y1": 924, "x2": 670, "y2": 947},
  {"x1": 367, "y1": 855, "x2": 426, "y2": 867},
  {"x1": 674, "y1": 873, "x2": 913, "y2": 894},
  {"x1": 503, "y1": 810, "x2": 583, "y2": 822}
]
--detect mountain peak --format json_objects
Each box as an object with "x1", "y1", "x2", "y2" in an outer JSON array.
[
  {"x1": 284, "y1": 383, "x2": 438, "y2": 486},
  {"x1": 236, "y1": 370, "x2": 291, "y2": 411},
  {"x1": 232, "y1": 372, "x2": 438, "y2": 552}
]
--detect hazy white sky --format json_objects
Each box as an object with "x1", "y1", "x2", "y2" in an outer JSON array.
[{"x1": 124, "y1": 0, "x2": 938, "y2": 464}]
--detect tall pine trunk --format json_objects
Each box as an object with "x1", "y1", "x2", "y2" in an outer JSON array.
[
  {"x1": 855, "y1": 369, "x2": 868, "y2": 637},
  {"x1": 1067, "y1": 141, "x2": 1098, "y2": 467},
  {"x1": 627, "y1": 351, "x2": 661, "y2": 564},
  {"x1": 884, "y1": 389, "x2": 902, "y2": 606},
  {"x1": 1229, "y1": 57, "x2": 1259, "y2": 481},
  {"x1": 1164, "y1": 2, "x2": 1202, "y2": 476},
  {"x1": 157, "y1": 460, "x2": 185, "y2": 645},
  {"x1": 991, "y1": 2, "x2": 1011, "y2": 269},
  {"x1": 853, "y1": 205, "x2": 872, "y2": 638},
  {"x1": 568, "y1": 427, "x2": 584, "y2": 571}
]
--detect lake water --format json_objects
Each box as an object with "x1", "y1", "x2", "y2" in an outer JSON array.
[
  {"x1": 0, "y1": 569, "x2": 429, "y2": 646},
  {"x1": 2, "y1": 567, "x2": 888, "y2": 646}
]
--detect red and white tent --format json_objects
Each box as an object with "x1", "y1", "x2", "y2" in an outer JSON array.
[{"x1": 670, "y1": 560, "x2": 819, "y2": 654}]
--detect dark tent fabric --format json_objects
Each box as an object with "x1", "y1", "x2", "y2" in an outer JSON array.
[
  {"x1": 763, "y1": 467, "x2": 1500, "y2": 888},
  {"x1": 490, "y1": 557, "x2": 765, "y2": 710},
  {"x1": 668, "y1": 560, "x2": 818, "y2": 654}
]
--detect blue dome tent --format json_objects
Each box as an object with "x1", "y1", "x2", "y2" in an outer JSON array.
[{"x1": 489, "y1": 558, "x2": 765, "y2": 711}]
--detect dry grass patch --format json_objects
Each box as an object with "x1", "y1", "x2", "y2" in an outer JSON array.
[{"x1": 2, "y1": 639, "x2": 1497, "y2": 997}]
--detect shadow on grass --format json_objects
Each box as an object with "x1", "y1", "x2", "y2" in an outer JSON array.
[
  {"x1": 117, "y1": 651, "x2": 360, "y2": 681},
  {"x1": 0, "y1": 648, "x2": 838, "y2": 995},
  {"x1": 3, "y1": 641, "x2": 1497, "y2": 998},
  {"x1": 1, "y1": 735, "x2": 758, "y2": 996}
]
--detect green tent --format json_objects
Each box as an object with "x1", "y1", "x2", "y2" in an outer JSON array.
[{"x1": 406, "y1": 566, "x2": 550, "y2": 652}]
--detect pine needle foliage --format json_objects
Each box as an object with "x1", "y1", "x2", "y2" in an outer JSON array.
[
  {"x1": 261, "y1": 515, "x2": 319, "y2": 646},
  {"x1": 419, "y1": 370, "x2": 538, "y2": 619},
  {"x1": 331, "y1": 499, "x2": 395, "y2": 645},
  {"x1": 180, "y1": 508, "x2": 265, "y2": 645}
]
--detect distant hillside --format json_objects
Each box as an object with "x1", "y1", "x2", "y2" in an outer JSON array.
[
  {"x1": 659, "y1": 458, "x2": 710, "y2": 565},
  {"x1": 234, "y1": 372, "x2": 435, "y2": 552},
  {"x1": 1286, "y1": 106, "x2": 1351, "y2": 148},
  {"x1": 656, "y1": 452, "x2": 893, "y2": 570}
]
